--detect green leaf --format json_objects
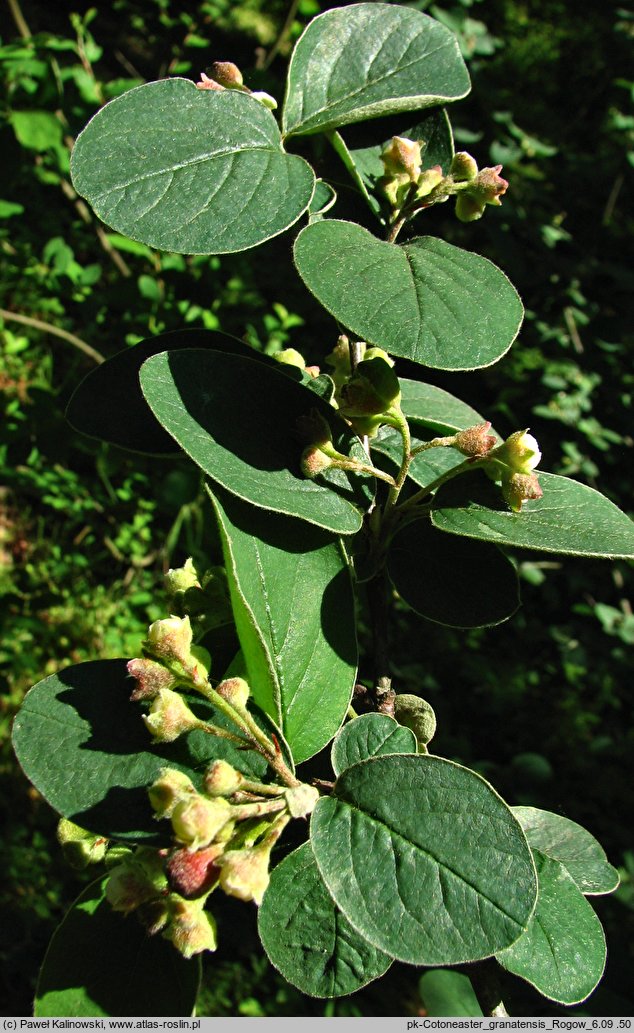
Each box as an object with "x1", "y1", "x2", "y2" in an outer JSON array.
[
  {"x1": 308, "y1": 179, "x2": 337, "y2": 221},
  {"x1": 209, "y1": 486, "x2": 357, "y2": 764},
  {"x1": 371, "y1": 426, "x2": 480, "y2": 491},
  {"x1": 66, "y1": 329, "x2": 256, "y2": 454},
  {"x1": 294, "y1": 222, "x2": 523, "y2": 370},
  {"x1": 71, "y1": 80, "x2": 315, "y2": 255},
  {"x1": 10, "y1": 109, "x2": 63, "y2": 151},
  {"x1": 512, "y1": 807, "x2": 619, "y2": 895},
  {"x1": 310, "y1": 754, "x2": 537, "y2": 965},
  {"x1": 399, "y1": 377, "x2": 489, "y2": 433},
  {"x1": 259, "y1": 842, "x2": 392, "y2": 997},
  {"x1": 282, "y1": 4, "x2": 469, "y2": 138},
  {"x1": 35, "y1": 879, "x2": 200, "y2": 1016},
  {"x1": 140, "y1": 349, "x2": 374, "y2": 534},
  {"x1": 331, "y1": 713, "x2": 417, "y2": 776},
  {"x1": 496, "y1": 851, "x2": 607, "y2": 1005},
  {"x1": 419, "y1": 970, "x2": 483, "y2": 1017},
  {"x1": 337, "y1": 108, "x2": 454, "y2": 220},
  {"x1": 388, "y1": 519, "x2": 520, "y2": 628},
  {"x1": 432, "y1": 471, "x2": 634, "y2": 559},
  {"x1": 12, "y1": 660, "x2": 271, "y2": 843}
]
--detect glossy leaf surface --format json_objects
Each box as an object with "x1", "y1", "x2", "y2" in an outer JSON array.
[
  {"x1": 12, "y1": 660, "x2": 270, "y2": 843},
  {"x1": 283, "y1": 4, "x2": 469, "y2": 137},
  {"x1": 294, "y1": 222, "x2": 523, "y2": 370},
  {"x1": 66, "y1": 329, "x2": 255, "y2": 454},
  {"x1": 432, "y1": 471, "x2": 634, "y2": 558},
  {"x1": 497, "y1": 851, "x2": 606, "y2": 1005},
  {"x1": 140, "y1": 349, "x2": 374, "y2": 534},
  {"x1": 311, "y1": 754, "x2": 536, "y2": 964},
  {"x1": 71, "y1": 80, "x2": 315, "y2": 254},
  {"x1": 209, "y1": 487, "x2": 357, "y2": 764},
  {"x1": 331, "y1": 713, "x2": 417, "y2": 777},
  {"x1": 388, "y1": 519, "x2": 520, "y2": 628},
  {"x1": 35, "y1": 880, "x2": 200, "y2": 1017},
  {"x1": 259, "y1": 842, "x2": 392, "y2": 997},
  {"x1": 513, "y1": 807, "x2": 619, "y2": 895}
]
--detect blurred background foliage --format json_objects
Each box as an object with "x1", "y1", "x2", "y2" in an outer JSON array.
[{"x1": 1, "y1": 0, "x2": 633, "y2": 1016}]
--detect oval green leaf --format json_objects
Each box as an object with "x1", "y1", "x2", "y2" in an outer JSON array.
[
  {"x1": 432, "y1": 471, "x2": 634, "y2": 559},
  {"x1": 388, "y1": 519, "x2": 520, "y2": 628},
  {"x1": 331, "y1": 713, "x2": 417, "y2": 776},
  {"x1": 283, "y1": 4, "x2": 469, "y2": 138},
  {"x1": 399, "y1": 377, "x2": 489, "y2": 433},
  {"x1": 259, "y1": 842, "x2": 392, "y2": 998},
  {"x1": 11, "y1": 660, "x2": 271, "y2": 843},
  {"x1": 140, "y1": 349, "x2": 374, "y2": 534},
  {"x1": 36, "y1": 879, "x2": 200, "y2": 1016},
  {"x1": 66, "y1": 329, "x2": 255, "y2": 454},
  {"x1": 310, "y1": 754, "x2": 537, "y2": 965},
  {"x1": 209, "y1": 486, "x2": 357, "y2": 764},
  {"x1": 294, "y1": 222, "x2": 523, "y2": 370},
  {"x1": 512, "y1": 807, "x2": 619, "y2": 895},
  {"x1": 419, "y1": 970, "x2": 483, "y2": 1017},
  {"x1": 71, "y1": 79, "x2": 315, "y2": 254},
  {"x1": 496, "y1": 851, "x2": 607, "y2": 1005}
]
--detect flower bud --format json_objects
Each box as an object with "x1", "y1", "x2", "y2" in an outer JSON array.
[
  {"x1": 144, "y1": 615, "x2": 193, "y2": 666},
  {"x1": 105, "y1": 861, "x2": 159, "y2": 914},
  {"x1": 325, "y1": 335, "x2": 359, "y2": 385},
  {"x1": 143, "y1": 688, "x2": 202, "y2": 743},
  {"x1": 215, "y1": 676, "x2": 251, "y2": 710},
  {"x1": 454, "y1": 421, "x2": 497, "y2": 458},
  {"x1": 148, "y1": 768, "x2": 197, "y2": 819},
  {"x1": 208, "y1": 61, "x2": 243, "y2": 88},
  {"x1": 393, "y1": 694, "x2": 437, "y2": 748},
  {"x1": 218, "y1": 842, "x2": 273, "y2": 905},
  {"x1": 195, "y1": 72, "x2": 224, "y2": 91},
  {"x1": 415, "y1": 165, "x2": 444, "y2": 199},
  {"x1": 339, "y1": 356, "x2": 401, "y2": 417},
  {"x1": 139, "y1": 898, "x2": 171, "y2": 936},
  {"x1": 171, "y1": 796, "x2": 232, "y2": 850},
  {"x1": 493, "y1": 429, "x2": 542, "y2": 475},
  {"x1": 204, "y1": 759, "x2": 244, "y2": 797},
  {"x1": 284, "y1": 784, "x2": 319, "y2": 819},
  {"x1": 274, "y1": 348, "x2": 306, "y2": 370},
  {"x1": 167, "y1": 845, "x2": 223, "y2": 898},
  {"x1": 301, "y1": 445, "x2": 334, "y2": 479},
  {"x1": 165, "y1": 557, "x2": 200, "y2": 596},
  {"x1": 163, "y1": 896, "x2": 218, "y2": 957},
  {"x1": 57, "y1": 819, "x2": 107, "y2": 869},
  {"x1": 378, "y1": 173, "x2": 411, "y2": 209},
  {"x1": 250, "y1": 90, "x2": 278, "y2": 110},
  {"x1": 127, "y1": 657, "x2": 177, "y2": 701},
  {"x1": 295, "y1": 408, "x2": 333, "y2": 448},
  {"x1": 381, "y1": 137, "x2": 422, "y2": 182},
  {"x1": 450, "y1": 151, "x2": 478, "y2": 182},
  {"x1": 501, "y1": 471, "x2": 543, "y2": 513},
  {"x1": 456, "y1": 165, "x2": 508, "y2": 221}
]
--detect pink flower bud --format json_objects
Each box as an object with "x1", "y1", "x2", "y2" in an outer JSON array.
[
  {"x1": 450, "y1": 151, "x2": 478, "y2": 182},
  {"x1": 381, "y1": 136, "x2": 422, "y2": 182},
  {"x1": 105, "y1": 862, "x2": 159, "y2": 914},
  {"x1": 300, "y1": 445, "x2": 334, "y2": 479},
  {"x1": 415, "y1": 165, "x2": 444, "y2": 199},
  {"x1": 215, "y1": 677, "x2": 251, "y2": 710},
  {"x1": 167, "y1": 845, "x2": 223, "y2": 899},
  {"x1": 144, "y1": 615, "x2": 193, "y2": 665},
  {"x1": 218, "y1": 842, "x2": 273, "y2": 905},
  {"x1": 165, "y1": 557, "x2": 200, "y2": 596},
  {"x1": 143, "y1": 688, "x2": 202, "y2": 743},
  {"x1": 195, "y1": 72, "x2": 224, "y2": 91},
  {"x1": 163, "y1": 897, "x2": 218, "y2": 957},
  {"x1": 171, "y1": 796, "x2": 232, "y2": 850},
  {"x1": 204, "y1": 759, "x2": 244, "y2": 797},
  {"x1": 475, "y1": 165, "x2": 509, "y2": 204},
  {"x1": 127, "y1": 657, "x2": 177, "y2": 701},
  {"x1": 208, "y1": 61, "x2": 243, "y2": 88},
  {"x1": 148, "y1": 768, "x2": 196, "y2": 819},
  {"x1": 454, "y1": 422, "x2": 497, "y2": 458},
  {"x1": 501, "y1": 472, "x2": 543, "y2": 512}
]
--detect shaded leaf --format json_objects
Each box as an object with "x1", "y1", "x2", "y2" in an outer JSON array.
[
  {"x1": 311, "y1": 754, "x2": 537, "y2": 965},
  {"x1": 71, "y1": 80, "x2": 315, "y2": 254},
  {"x1": 331, "y1": 713, "x2": 417, "y2": 776},
  {"x1": 399, "y1": 377, "x2": 489, "y2": 434},
  {"x1": 432, "y1": 471, "x2": 634, "y2": 559},
  {"x1": 209, "y1": 486, "x2": 357, "y2": 764},
  {"x1": 388, "y1": 519, "x2": 520, "y2": 628},
  {"x1": 283, "y1": 5, "x2": 469, "y2": 138},
  {"x1": 140, "y1": 349, "x2": 374, "y2": 534},
  {"x1": 294, "y1": 222, "x2": 523, "y2": 370},
  {"x1": 259, "y1": 842, "x2": 392, "y2": 997},
  {"x1": 512, "y1": 807, "x2": 619, "y2": 895},
  {"x1": 12, "y1": 660, "x2": 271, "y2": 843},
  {"x1": 419, "y1": 970, "x2": 483, "y2": 1017},
  {"x1": 36, "y1": 879, "x2": 200, "y2": 1017},
  {"x1": 308, "y1": 179, "x2": 337, "y2": 221},
  {"x1": 66, "y1": 329, "x2": 255, "y2": 454},
  {"x1": 497, "y1": 851, "x2": 607, "y2": 1005}
]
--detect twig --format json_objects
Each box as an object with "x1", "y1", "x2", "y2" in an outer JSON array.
[
  {"x1": 59, "y1": 174, "x2": 133, "y2": 278},
  {"x1": 563, "y1": 306, "x2": 584, "y2": 354},
  {"x1": 262, "y1": 0, "x2": 301, "y2": 70},
  {"x1": 7, "y1": 0, "x2": 31, "y2": 38},
  {"x1": 0, "y1": 307, "x2": 105, "y2": 364}
]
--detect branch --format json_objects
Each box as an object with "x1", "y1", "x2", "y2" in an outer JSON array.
[{"x1": 0, "y1": 308, "x2": 105, "y2": 364}]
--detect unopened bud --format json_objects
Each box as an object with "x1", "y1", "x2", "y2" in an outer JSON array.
[
  {"x1": 204, "y1": 759, "x2": 244, "y2": 797},
  {"x1": 250, "y1": 90, "x2": 277, "y2": 110},
  {"x1": 493, "y1": 429, "x2": 542, "y2": 475},
  {"x1": 501, "y1": 471, "x2": 543, "y2": 513},
  {"x1": 144, "y1": 615, "x2": 193, "y2": 667},
  {"x1": 456, "y1": 164, "x2": 508, "y2": 222},
  {"x1": 274, "y1": 348, "x2": 306, "y2": 370},
  {"x1": 165, "y1": 557, "x2": 200, "y2": 596},
  {"x1": 325, "y1": 335, "x2": 358, "y2": 383},
  {"x1": 301, "y1": 445, "x2": 334, "y2": 478},
  {"x1": 450, "y1": 151, "x2": 478, "y2": 182},
  {"x1": 57, "y1": 819, "x2": 107, "y2": 869},
  {"x1": 218, "y1": 842, "x2": 273, "y2": 905},
  {"x1": 195, "y1": 72, "x2": 224, "y2": 91},
  {"x1": 105, "y1": 861, "x2": 160, "y2": 914},
  {"x1": 127, "y1": 657, "x2": 177, "y2": 701},
  {"x1": 381, "y1": 137, "x2": 422, "y2": 182},
  {"x1": 393, "y1": 694, "x2": 437, "y2": 748},
  {"x1": 208, "y1": 61, "x2": 243, "y2": 88},
  {"x1": 415, "y1": 165, "x2": 444, "y2": 199},
  {"x1": 167, "y1": 845, "x2": 223, "y2": 898},
  {"x1": 284, "y1": 784, "x2": 319, "y2": 819},
  {"x1": 171, "y1": 796, "x2": 232, "y2": 850},
  {"x1": 295, "y1": 408, "x2": 333, "y2": 448},
  {"x1": 143, "y1": 688, "x2": 202, "y2": 743},
  {"x1": 163, "y1": 896, "x2": 218, "y2": 957},
  {"x1": 148, "y1": 768, "x2": 197, "y2": 819},
  {"x1": 454, "y1": 421, "x2": 497, "y2": 458},
  {"x1": 339, "y1": 356, "x2": 401, "y2": 417},
  {"x1": 215, "y1": 676, "x2": 251, "y2": 710}
]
